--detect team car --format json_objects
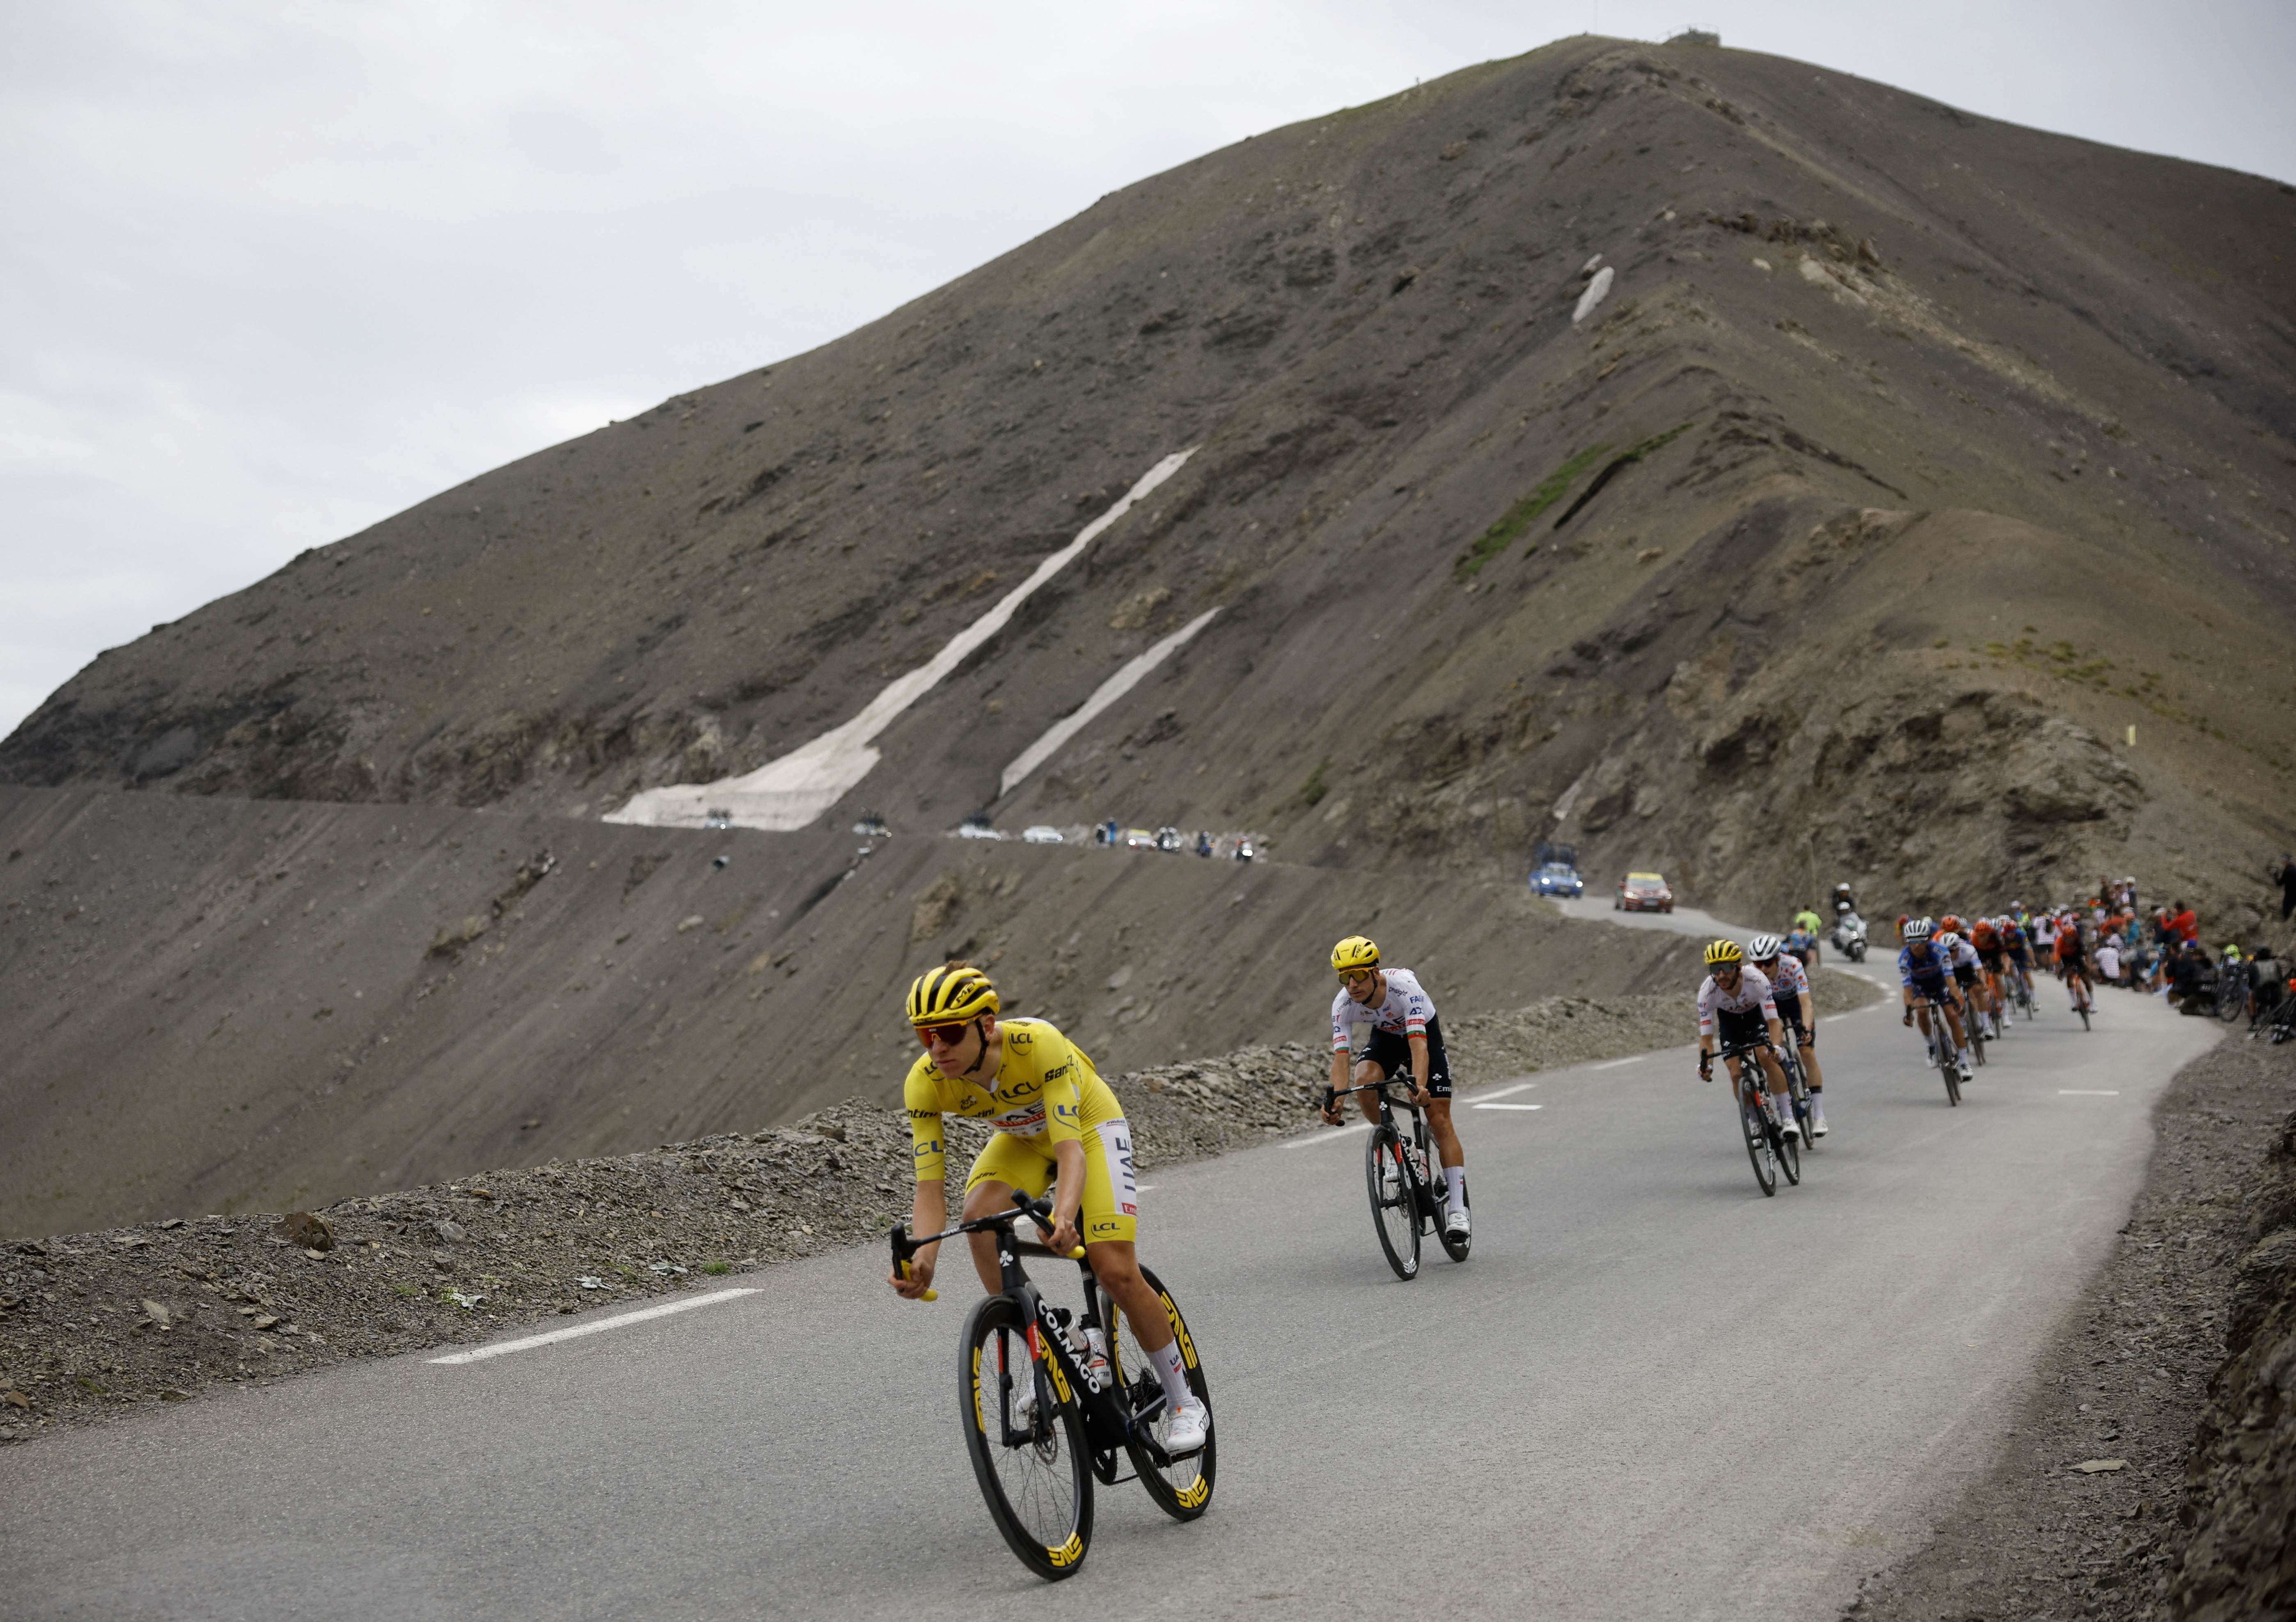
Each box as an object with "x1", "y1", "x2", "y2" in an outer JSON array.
[
  {"x1": 1530, "y1": 860, "x2": 1585, "y2": 898},
  {"x1": 1616, "y1": 872, "x2": 1675, "y2": 913}
]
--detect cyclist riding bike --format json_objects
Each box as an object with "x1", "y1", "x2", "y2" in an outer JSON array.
[
  {"x1": 1696, "y1": 940, "x2": 1801, "y2": 1137},
  {"x1": 1969, "y1": 915, "x2": 2007, "y2": 1009},
  {"x1": 1321, "y1": 936, "x2": 1469, "y2": 1237},
  {"x1": 888, "y1": 963, "x2": 1210, "y2": 1453},
  {"x1": 1747, "y1": 934, "x2": 1826, "y2": 1136},
  {"x1": 1899, "y1": 919, "x2": 1975, "y2": 1084},
  {"x1": 2054, "y1": 916, "x2": 2094, "y2": 1013},
  {"x1": 1936, "y1": 929, "x2": 1997, "y2": 1039},
  {"x1": 2000, "y1": 914, "x2": 2036, "y2": 1002}
]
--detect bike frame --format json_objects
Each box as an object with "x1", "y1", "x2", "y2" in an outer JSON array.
[
  {"x1": 891, "y1": 1192, "x2": 1188, "y2": 1472},
  {"x1": 1328, "y1": 1077, "x2": 1442, "y2": 1215}
]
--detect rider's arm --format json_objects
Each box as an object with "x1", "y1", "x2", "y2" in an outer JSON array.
[
  {"x1": 1796, "y1": 990, "x2": 1815, "y2": 1033},
  {"x1": 1407, "y1": 1031, "x2": 1431, "y2": 1100},
  {"x1": 1047, "y1": 1138, "x2": 1086, "y2": 1251}
]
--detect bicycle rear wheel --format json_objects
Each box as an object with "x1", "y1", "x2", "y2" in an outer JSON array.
[
  {"x1": 1102, "y1": 1266, "x2": 1216, "y2": 1522},
  {"x1": 1940, "y1": 1047, "x2": 1961, "y2": 1105},
  {"x1": 960, "y1": 1295, "x2": 1093, "y2": 1581},
  {"x1": 1776, "y1": 1107, "x2": 1801, "y2": 1185},
  {"x1": 1365, "y1": 1126, "x2": 1421, "y2": 1280},
  {"x1": 2220, "y1": 984, "x2": 2245, "y2": 1024},
  {"x1": 1740, "y1": 1089, "x2": 1777, "y2": 1196}
]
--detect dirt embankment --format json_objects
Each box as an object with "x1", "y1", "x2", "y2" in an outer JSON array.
[
  {"x1": 0, "y1": 986, "x2": 1751, "y2": 1444},
  {"x1": 1851, "y1": 1029, "x2": 2296, "y2": 1622}
]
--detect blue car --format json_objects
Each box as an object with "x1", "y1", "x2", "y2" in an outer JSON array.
[{"x1": 1530, "y1": 861, "x2": 1585, "y2": 898}]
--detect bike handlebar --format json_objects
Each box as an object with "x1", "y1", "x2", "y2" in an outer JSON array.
[{"x1": 889, "y1": 1190, "x2": 1086, "y2": 1301}]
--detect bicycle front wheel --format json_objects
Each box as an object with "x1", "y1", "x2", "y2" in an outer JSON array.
[
  {"x1": 1740, "y1": 1090, "x2": 1777, "y2": 1196},
  {"x1": 960, "y1": 1295, "x2": 1093, "y2": 1581},
  {"x1": 1366, "y1": 1125, "x2": 1422, "y2": 1279},
  {"x1": 1102, "y1": 1266, "x2": 1216, "y2": 1522},
  {"x1": 1776, "y1": 1109, "x2": 1801, "y2": 1186},
  {"x1": 2220, "y1": 986, "x2": 2245, "y2": 1024}
]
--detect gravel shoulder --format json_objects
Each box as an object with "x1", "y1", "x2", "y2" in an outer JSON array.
[
  {"x1": 1850, "y1": 1010, "x2": 2296, "y2": 1622},
  {"x1": 1, "y1": 982, "x2": 1834, "y2": 1444}
]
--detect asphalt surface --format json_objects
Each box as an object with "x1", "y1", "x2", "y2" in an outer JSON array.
[{"x1": 2, "y1": 908, "x2": 2218, "y2": 1620}]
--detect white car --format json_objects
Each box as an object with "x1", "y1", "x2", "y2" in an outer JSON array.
[
  {"x1": 1022, "y1": 825, "x2": 1063, "y2": 844},
  {"x1": 956, "y1": 821, "x2": 1004, "y2": 840}
]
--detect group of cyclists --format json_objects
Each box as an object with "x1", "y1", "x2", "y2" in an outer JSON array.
[{"x1": 881, "y1": 887, "x2": 2138, "y2": 1574}]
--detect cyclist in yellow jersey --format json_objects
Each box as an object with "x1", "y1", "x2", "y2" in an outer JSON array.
[{"x1": 887, "y1": 963, "x2": 1209, "y2": 1452}]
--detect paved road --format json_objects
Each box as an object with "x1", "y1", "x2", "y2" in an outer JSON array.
[{"x1": 2, "y1": 929, "x2": 2215, "y2": 1620}]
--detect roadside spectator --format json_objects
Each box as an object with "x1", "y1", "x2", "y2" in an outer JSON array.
[
  {"x1": 2278, "y1": 856, "x2": 2296, "y2": 923},
  {"x1": 2169, "y1": 939, "x2": 2210, "y2": 1010},
  {"x1": 2252, "y1": 945, "x2": 2287, "y2": 1018},
  {"x1": 2168, "y1": 901, "x2": 2198, "y2": 945},
  {"x1": 2097, "y1": 933, "x2": 2123, "y2": 986}
]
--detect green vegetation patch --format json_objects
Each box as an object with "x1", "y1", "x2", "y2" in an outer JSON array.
[
  {"x1": 1456, "y1": 443, "x2": 1612, "y2": 579},
  {"x1": 1299, "y1": 762, "x2": 1330, "y2": 808}
]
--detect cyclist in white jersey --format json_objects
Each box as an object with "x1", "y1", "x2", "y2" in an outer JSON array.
[
  {"x1": 1747, "y1": 933, "x2": 1826, "y2": 1136},
  {"x1": 1696, "y1": 939, "x2": 1801, "y2": 1139},
  {"x1": 1320, "y1": 936, "x2": 1469, "y2": 1238}
]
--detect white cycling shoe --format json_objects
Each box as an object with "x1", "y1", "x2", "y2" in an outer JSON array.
[
  {"x1": 1445, "y1": 1206, "x2": 1471, "y2": 1238},
  {"x1": 1809, "y1": 1101, "x2": 1829, "y2": 1137},
  {"x1": 1779, "y1": 1112, "x2": 1802, "y2": 1139},
  {"x1": 1164, "y1": 1397, "x2": 1211, "y2": 1454}
]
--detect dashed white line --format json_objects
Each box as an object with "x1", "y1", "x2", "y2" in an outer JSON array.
[
  {"x1": 1280, "y1": 1121, "x2": 1375, "y2": 1148},
  {"x1": 1474, "y1": 1103, "x2": 1545, "y2": 1112},
  {"x1": 1594, "y1": 1056, "x2": 1645, "y2": 1070},
  {"x1": 426, "y1": 1288, "x2": 761, "y2": 1365},
  {"x1": 2058, "y1": 1089, "x2": 2121, "y2": 1096},
  {"x1": 1474, "y1": 1082, "x2": 1539, "y2": 1101}
]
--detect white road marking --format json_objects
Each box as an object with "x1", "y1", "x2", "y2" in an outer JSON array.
[
  {"x1": 1474, "y1": 1103, "x2": 1545, "y2": 1112},
  {"x1": 1281, "y1": 1121, "x2": 1374, "y2": 1148},
  {"x1": 1137, "y1": 1185, "x2": 1157, "y2": 1193},
  {"x1": 426, "y1": 1288, "x2": 761, "y2": 1365},
  {"x1": 1473, "y1": 1082, "x2": 1539, "y2": 1100},
  {"x1": 2058, "y1": 1089, "x2": 2121, "y2": 1096},
  {"x1": 1594, "y1": 1055, "x2": 1645, "y2": 1069}
]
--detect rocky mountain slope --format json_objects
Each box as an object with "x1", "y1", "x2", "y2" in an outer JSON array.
[
  {"x1": 4, "y1": 35, "x2": 2294, "y2": 1234},
  {"x1": 4, "y1": 35, "x2": 2289, "y2": 933}
]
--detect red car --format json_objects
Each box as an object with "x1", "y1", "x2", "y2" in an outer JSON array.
[{"x1": 1616, "y1": 872, "x2": 1674, "y2": 913}]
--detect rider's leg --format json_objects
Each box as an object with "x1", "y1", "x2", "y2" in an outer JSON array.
[
  {"x1": 1352, "y1": 1055, "x2": 1383, "y2": 1123},
  {"x1": 1424, "y1": 1098, "x2": 1466, "y2": 1213},
  {"x1": 959, "y1": 1177, "x2": 1019, "y2": 1294}
]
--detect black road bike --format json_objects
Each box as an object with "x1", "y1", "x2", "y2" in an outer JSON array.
[
  {"x1": 890, "y1": 1190, "x2": 1214, "y2": 1581},
  {"x1": 1712, "y1": 1037, "x2": 1799, "y2": 1196},
  {"x1": 1326, "y1": 1078, "x2": 1469, "y2": 1280},
  {"x1": 1958, "y1": 978, "x2": 1989, "y2": 1067},
  {"x1": 1775, "y1": 1025, "x2": 1818, "y2": 1147},
  {"x1": 1913, "y1": 993, "x2": 1964, "y2": 1105}
]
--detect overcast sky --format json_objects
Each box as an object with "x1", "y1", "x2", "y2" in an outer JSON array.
[{"x1": 4, "y1": 0, "x2": 2291, "y2": 743}]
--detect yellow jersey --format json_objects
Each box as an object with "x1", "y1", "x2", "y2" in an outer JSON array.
[{"x1": 902, "y1": 1018, "x2": 1124, "y2": 1183}]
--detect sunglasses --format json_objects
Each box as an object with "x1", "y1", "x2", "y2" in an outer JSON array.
[
  {"x1": 1338, "y1": 968, "x2": 1375, "y2": 986},
  {"x1": 915, "y1": 1022, "x2": 972, "y2": 1049}
]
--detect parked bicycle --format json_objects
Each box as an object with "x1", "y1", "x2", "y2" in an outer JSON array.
[
  {"x1": 1327, "y1": 1075, "x2": 1471, "y2": 1279},
  {"x1": 890, "y1": 1189, "x2": 1214, "y2": 1581}
]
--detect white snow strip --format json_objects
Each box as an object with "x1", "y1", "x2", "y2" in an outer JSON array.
[
  {"x1": 1280, "y1": 1121, "x2": 1375, "y2": 1148},
  {"x1": 426, "y1": 1288, "x2": 761, "y2": 1364},
  {"x1": 1473, "y1": 1102, "x2": 1545, "y2": 1112},
  {"x1": 1473, "y1": 1081, "x2": 1538, "y2": 1101},
  {"x1": 999, "y1": 606, "x2": 1221, "y2": 797},
  {"x1": 1573, "y1": 265, "x2": 1615, "y2": 325},
  {"x1": 607, "y1": 446, "x2": 1198, "y2": 831}
]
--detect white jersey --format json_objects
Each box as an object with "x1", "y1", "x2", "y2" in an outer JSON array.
[
  {"x1": 1696, "y1": 966, "x2": 1777, "y2": 1037},
  {"x1": 1760, "y1": 953, "x2": 1811, "y2": 1012},
  {"x1": 1330, "y1": 967, "x2": 1437, "y2": 1052}
]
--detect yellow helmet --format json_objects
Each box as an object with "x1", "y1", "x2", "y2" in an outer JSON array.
[
  {"x1": 1703, "y1": 939, "x2": 1744, "y2": 968},
  {"x1": 1331, "y1": 935, "x2": 1381, "y2": 975},
  {"x1": 906, "y1": 963, "x2": 999, "y2": 1025}
]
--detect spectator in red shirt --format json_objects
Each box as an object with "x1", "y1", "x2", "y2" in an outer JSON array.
[{"x1": 2168, "y1": 901, "x2": 2197, "y2": 943}]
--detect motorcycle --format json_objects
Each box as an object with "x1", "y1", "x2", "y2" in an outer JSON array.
[{"x1": 1830, "y1": 907, "x2": 1868, "y2": 963}]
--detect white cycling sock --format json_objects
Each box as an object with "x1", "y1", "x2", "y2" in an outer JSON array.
[
  {"x1": 1150, "y1": 1339, "x2": 1191, "y2": 1410},
  {"x1": 1444, "y1": 1166, "x2": 1466, "y2": 1212},
  {"x1": 1957, "y1": 1045, "x2": 1972, "y2": 1063}
]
